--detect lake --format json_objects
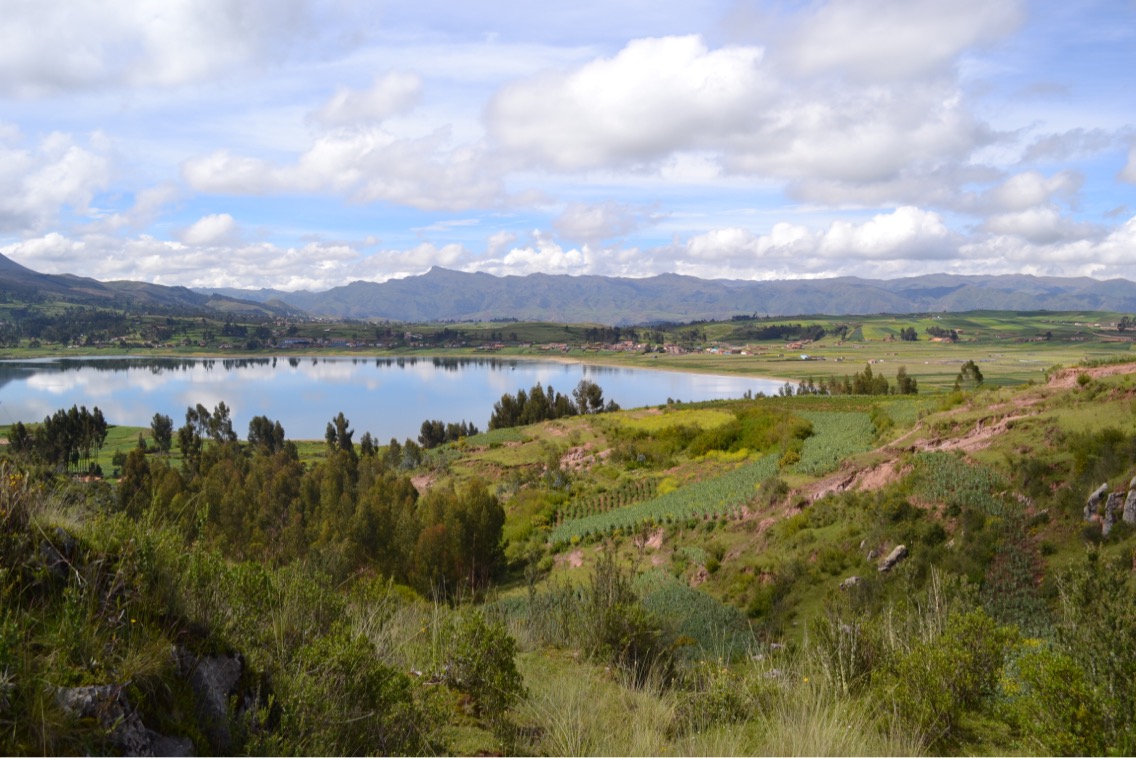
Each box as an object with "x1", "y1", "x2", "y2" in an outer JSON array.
[{"x1": 0, "y1": 356, "x2": 787, "y2": 441}]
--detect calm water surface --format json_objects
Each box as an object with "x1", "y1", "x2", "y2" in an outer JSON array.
[{"x1": 0, "y1": 356, "x2": 786, "y2": 441}]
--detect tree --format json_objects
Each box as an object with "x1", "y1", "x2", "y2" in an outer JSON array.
[
  {"x1": 573, "y1": 379, "x2": 605, "y2": 414},
  {"x1": 150, "y1": 413, "x2": 174, "y2": 453},
  {"x1": 954, "y1": 360, "x2": 984, "y2": 391},
  {"x1": 895, "y1": 365, "x2": 918, "y2": 395},
  {"x1": 325, "y1": 412, "x2": 355, "y2": 456},
  {"x1": 248, "y1": 415, "x2": 287, "y2": 455}
]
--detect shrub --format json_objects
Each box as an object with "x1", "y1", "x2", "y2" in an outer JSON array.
[
  {"x1": 1000, "y1": 642, "x2": 1105, "y2": 755},
  {"x1": 438, "y1": 610, "x2": 526, "y2": 728}
]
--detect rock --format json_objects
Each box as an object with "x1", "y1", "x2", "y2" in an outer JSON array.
[
  {"x1": 839, "y1": 575, "x2": 862, "y2": 590},
  {"x1": 878, "y1": 545, "x2": 908, "y2": 572},
  {"x1": 1086, "y1": 483, "x2": 1108, "y2": 521},
  {"x1": 39, "y1": 527, "x2": 79, "y2": 581},
  {"x1": 177, "y1": 650, "x2": 244, "y2": 753},
  {"x1": 55, "y1": 684, "x2": 192, "y2": 756},
  {"x1": 1124, "y1": 478, "x2": 1136, "y2": 525},
  {"x1": 866, "y1": 548, "x2": 879, "y2": 561},
  {"x1": 1103, "y1": 492, "x2": 1124, "y2": 536}
]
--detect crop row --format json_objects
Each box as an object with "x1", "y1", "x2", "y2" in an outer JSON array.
[
  {"x1": 550, "y1": 455, "x2": 778, "y2": 544},
  {"x1": 912, "y1": 451, "x2": 1013, "y2": 515},
  {"x1": 794, "y1": 411, "x2": 876, "y2": 476},
  {"x1": 554, "y1": 478, "x2": 658, "y2": 523}
]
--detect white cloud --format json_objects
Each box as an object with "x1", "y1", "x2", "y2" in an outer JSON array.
[
  {"x1": 980, "y1": 207, "x2": 1099, "y2": 244},
  {"x1": 488, "y1": 35, "x2": 769, "y2": 170},
  {"x1": 0, "y1": 131, "x2": 111, "y2": 232},
  {"x1": 310, "y1": 72, "x2": 423, "y2": 127},
  {"x1": 982, "y1": 170, "x2": 1081, "y2": 213},
  {"x1": 683, "y1": 206, "x2": 955, "y2": 272},
  {"x1": 1120, "y1": 146, "x2": 1136, "y2": 184},
  {"x1": 0, "y1": 0, "x2": 363, "y2": 97},
  {"x1": 183, "y1": 128, "x2": 507, "y2": 211},
  {"x1": 553, "y1": 202, "x2": 646, "y2": 243},
  {"x1": 779, "y1": 0, "x2": 1024, "y2": 81},
  {"x1": 180, "y1": 213, "x2": 239, "y2": 245}
]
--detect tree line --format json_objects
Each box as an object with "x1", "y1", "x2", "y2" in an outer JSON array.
[
  {"x1": 6, "y1": 405, "x2": 108, "y2": 474},
  {"x1": 488, "y1": 379, "x2": 619, "y2": 430},
  {"x1": 115, "y1": 402, "x2": 505, "y2": 597}
]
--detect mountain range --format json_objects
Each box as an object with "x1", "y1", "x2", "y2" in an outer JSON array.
[
  {"x1": 200, "y1": 267, "x2": 1136, "y2": 323},
  {"x1": 3, "y1": 252, "x2": 1136, "y2": 323}
]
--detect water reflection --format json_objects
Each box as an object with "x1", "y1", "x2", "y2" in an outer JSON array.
[{"x1": 0, "y1": 357, "x2": 786, "y2": 441}]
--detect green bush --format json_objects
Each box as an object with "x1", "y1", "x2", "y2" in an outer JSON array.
[
  {"x1": 1000, "y1": 642, "x2": 1105, "y2": 755},
  {"x1": 438, "y1": 610, "x2": 526, "y2": 727},
  {"x1": 273, "y1": 624, "x2": 422, "y2": 756},
  {"x1": 887, "y1": 607, "x2": 1017, "y2": 748}
]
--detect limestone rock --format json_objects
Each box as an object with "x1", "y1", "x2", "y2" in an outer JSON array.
[
  {"x1": 177, "y1": 650, "x2": 244, "y2": 753},
  {"x1": 1086, "y1": 483, "x2": 1108, "y2": 521},
  {"x1": 1124, "y1": 478, "x2": 1136, "y2": 525},
  {"x1": 839, "y1": 575, "x2": 862, "y2": 590},
  {"x1": 39, "y1": 527, "x2": 78, "y2": 581},
  {"x1": 1103, "y1": 492, "x2": 1123, "y2": 536},
  {"x1": 56, "y1": 684, "x2": 192, "y2": 757},
  {"x1": 878, "y1": 545, "x2": 908, "y2": 572}
]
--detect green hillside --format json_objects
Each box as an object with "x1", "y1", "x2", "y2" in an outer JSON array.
[{"x1": 4, "y1": 350, "x2": 1136, "y2": 755}]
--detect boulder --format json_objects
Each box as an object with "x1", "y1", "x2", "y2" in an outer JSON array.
[
  {"x1": 1103, "y1": 492, "x2": 1124, "y2": 536},
  {"x1": 839, "y1": 575, "x2": 862, "y2": 590},
  {"x1": 878, "y1": 545, "x2": 908, "y2": 572},
  {"x1": 55, "y1": 684, "x2": 193, "y2": 757},
  {"x1": 177, "y1": 650, "x2": 244, "y2": 753},
  {"x1": 1124, "y1": 477, "x2": 1136, "y2": 525},
  {"x1": 39, "y1": 527, "x2": 79, "y2": 581},
  {"x1": 1086, "y1": 483, "x2": 1108, "y2": 521}
]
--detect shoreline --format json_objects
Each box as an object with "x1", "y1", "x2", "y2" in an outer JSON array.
[{"x1": 0, "y1": 347, "x2": 795, "y2": 384}]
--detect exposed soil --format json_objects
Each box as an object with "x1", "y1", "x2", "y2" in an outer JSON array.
[
  {"x1": 1047, "y1": 361, "x2": 1136, "y2": 389},
  {"x1": 554, "y1": 549, "x2": 585, "y2": 569},
  {"x1": 410, "y1": 473, "x2": 435, "y2": 494},
  {"x1": 558, "y1": 443, "x2": 612, "y2": 471}
]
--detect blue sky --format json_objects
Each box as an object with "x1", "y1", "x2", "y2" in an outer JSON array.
[{"x1": 1, "y1": 0, "x2": 1134, "y2": 291}]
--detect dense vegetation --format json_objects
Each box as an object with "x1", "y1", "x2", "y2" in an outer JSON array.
[{"x1": 4, "y1": 306, "x2": 1136, "y2": 755}]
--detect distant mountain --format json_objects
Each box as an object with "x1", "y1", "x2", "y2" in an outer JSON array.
[
  {"x1": 0, "y1": 253, "x2": 301, "y2": 317},
  {"x1": 201, "y1": 268, "x2": 1136, "y2": 323},
  {"x1": 5, "y1": 251, "x2": 1135, "y2": 323}
]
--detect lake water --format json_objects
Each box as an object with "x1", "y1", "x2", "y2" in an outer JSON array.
[{"x1": 0, "y1": 356, "x2": 786, "y2": 441}]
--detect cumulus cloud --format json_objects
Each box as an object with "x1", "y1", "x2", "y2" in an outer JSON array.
[
  {"x1": 0, "y1": 0, "x2": 362, "y2": 97},
  {"x1": 0, "y1": 131, "x2": 111, "y2": 232},
  {"x1": 310, "y1": 72, "x2": 423, "y2": 127},
  {"x1": 778, "y1": 0, "x2": 1024, "y2": 81},
  {"x1": 980, "y1": 207, "x2": 1100, "y2": 244},
  {"x1": 1120, "y1": 146, "x2": 1136, "y2": 184},
  {"x1": 486, "y1": 32, "x2": 998, "y2": 209},
  {"x1": 553, "y1": 202, "x2": 647, "y2": 243},
  {"x1": 683, "y1": 207, "x2": 956, "y2": 273},
  {"x1": 179, "y1": 213, "x2": 239, "y2": 245},
  {"x1": 488, "y1": 35, "x2": 769, "y2": 170},
  {"x1": 184, "y1": 128, "x2": 506, "y2": 211},
  {"x1": 981, "y1": 171, "x2": 1082, "y2": 213}
]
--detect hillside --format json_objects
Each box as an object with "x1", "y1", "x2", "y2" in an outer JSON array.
[
  {"x1": 4, "y1": 355, "x2": 1136, "y2": 755},
  {"x1": 0, "y1": 253, "x2": 301, "y2": 317},
  {"x1": 204, "y1": 268, "x2": 1136, "y2": 323}
]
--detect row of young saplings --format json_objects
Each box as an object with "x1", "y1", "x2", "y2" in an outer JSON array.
[
  {"x1": 559, "y1": 505, "x2": 748, "y2": 545},
  {"x1": 551, "y1": 479, "x2": 659, "y2": 524}
]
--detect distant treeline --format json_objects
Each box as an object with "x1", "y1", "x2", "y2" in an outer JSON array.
[
  {"x1": 729, "y1": 323, "x2": 833, "y2": 342},
  {"x1": 781, "y1": 363, "x2": 918, "y2": 397}
]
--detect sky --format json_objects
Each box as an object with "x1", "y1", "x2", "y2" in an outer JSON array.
[{"x1": 1, "y1": 0, "x2": 1134, "y2": 292}]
